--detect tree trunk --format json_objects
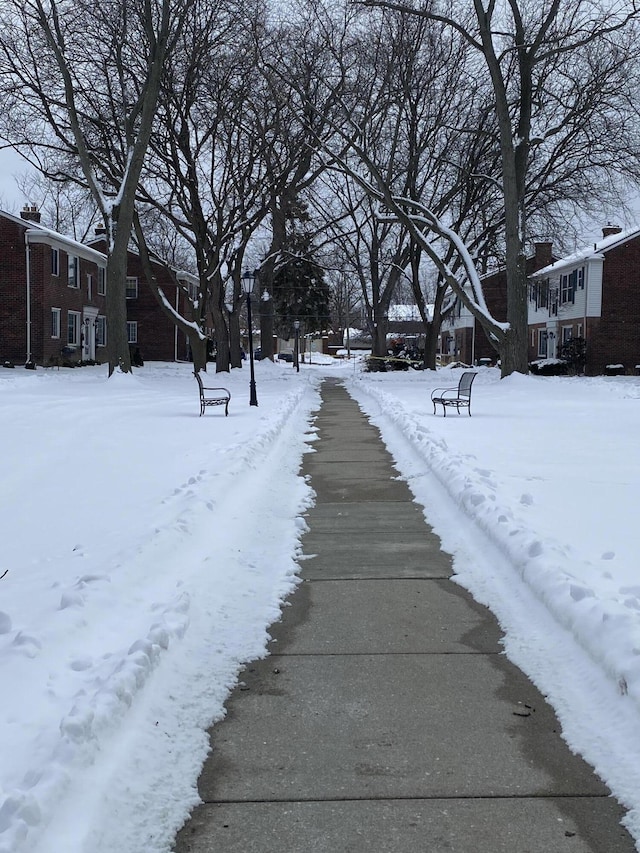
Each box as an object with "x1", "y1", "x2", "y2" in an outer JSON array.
[
  {"x1": 229, "y1": 309, "x2": 242, "y2": 368},
  {"x1": 423, "y1": 320, "x2": 440, "y2": 370},
  {"x1": 371, "y1": 311, "x2": 388, "y2": 359},
  {"x1": 191, "y1": 336, "x2": 207, "y2": 372},
  {"x1": 105, "y1": 245, "x2": 131, "y2": 375},
  {"x1": 212, "y1": 303, "x2": 230, "y2": 372}
]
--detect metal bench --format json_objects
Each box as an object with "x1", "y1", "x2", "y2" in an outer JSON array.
[
  {"x1": 194, "y1": 372, "x2": 230, "y2": 416},
  {"x1": 431, "y1": 371, "x2": 477, "y2": 417}
]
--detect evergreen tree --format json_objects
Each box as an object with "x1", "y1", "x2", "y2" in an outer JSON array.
[{"x1": 272, "y1": 229, "x2": 331, "y2": 341}]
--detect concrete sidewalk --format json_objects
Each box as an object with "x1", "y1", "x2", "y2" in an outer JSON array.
[{"x1": 174, "y1": 379, "x2": 635, "y2": 853}]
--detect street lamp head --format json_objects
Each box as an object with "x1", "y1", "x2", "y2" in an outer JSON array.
[
  {"x1": 294, "y1": 320, "x2": 300, "y2": 331},
  {"x1": 241, "y1": 267, "x2": 259, "y2": 296}
]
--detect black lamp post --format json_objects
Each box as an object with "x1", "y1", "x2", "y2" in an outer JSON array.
[
  {"x1": 293, "y1": 320, "x2": 300, "y2": 372},
  {"x1": 241, "y1": 268, "x2": 258, "y2": 406}
]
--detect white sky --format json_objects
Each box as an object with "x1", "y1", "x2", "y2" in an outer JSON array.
[
  {"x1": 0, "y1": 148, "x2": 31, "y2": 213},
  {"x1": 1, "y1": 361, "x2": 640, "y2": 853}
]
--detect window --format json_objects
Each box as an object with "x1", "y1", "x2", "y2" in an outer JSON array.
[
  {"x1": 126, "y1": 277, "x2": 138, "y2": 299},
  {"x1": 127, "y1": 321, "x2": 138, "y2": 343},
  {"x1": 529, "y1": 281, "x2": 549, "y2": 310},
  {"x1": 68, "y1": 255, "x2": 80, "y2": 288},
  {"x1": 537, "y1": 329, "x2": 548, "y2": 357},
  {"x1": 51, "y1": 248, "x2": 59, "y2": 277},
  {"x1": 562, "y1": 326, "x2": 573, "y2": 344},
  {"x1": 67, "y1": 311, "x2": 81, "y2": 345},
  {"x1": 560, "y1": 270, "x2": 577, "y2": 304},
  {"x1": 96, "y1": 316, "x2": 107, "y2": 347},
  {"x1": 51, "y1": 308, "x2": 61, "y2": 339},
  {"x1": 577, "y1": 323, "x2": 583, "y2": 338},
  {"x1": 87, "y1": 274, "x2": 93, "y2": 301},
  {"x1": 577, "y1": 267, "x2": 585, "y2": 290},
  {"x1": 98, "y1": 267, "x2": 106, "y2": 295}
]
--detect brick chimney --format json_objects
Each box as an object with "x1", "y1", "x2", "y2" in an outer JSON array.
[
  {"x1": 533, "y1": 241, "x2": 553, "y2": 270},
  {"x1": 20, "y1": 204, "x2": 41, "y2": 223},
  {"x1": 602, "y1": 223, "x2": 622, "y2": 238},
  {"x1": 94, "y1": 224, "x2": 106, "y2": 235}
]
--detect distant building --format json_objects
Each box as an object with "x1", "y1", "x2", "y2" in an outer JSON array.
[
  {"x1": 0, "y1": 207, "x2": 196, "y2": 367},
  {"x1": 439, "y1": 243, "x2": 554, "y2": 365},
  {"x1": 528, "y1": 225, "x2": 640, "y2": 375},
  {"x1": 0, "y1": 207, "x2": 107, "y2": 366},
  {"x1": 88, "y1": 236, "x2": 195, "y2": 363}
]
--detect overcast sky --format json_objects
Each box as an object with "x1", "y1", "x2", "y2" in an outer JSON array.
[
  {"x1": 0, "y1": 147, "x2": 32, "y2": 213},
  {"x1": 0, "y1": 144, "x2": 633, "y2": 249}
]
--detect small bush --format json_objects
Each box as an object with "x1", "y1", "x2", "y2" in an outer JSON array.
[
  {"x1": 605, "y1": 364, "x2": 625, "y2": 376},
  {"x1": 558, "y1": 337, "x2": 587, "y2": 375},
  {"x1": 529, "y1": 359, "x2": 568, "y2": 376}
]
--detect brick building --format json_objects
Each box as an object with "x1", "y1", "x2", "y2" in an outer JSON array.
[
  {"x1": 439, "y1": 242, "x2": 554, "y2": 365},
  {"x1": 0, "y1": 208, "x2": 196, "y2": 366},
  {"x1": 528, "y1": 225, "x2": 640, "y2": 375},
  {"x1": 0, "y1": 207, "x2": 107, "y2": 366},
  {"x1": 87, "y1": 236, "x2": 195, "y2": 363}
]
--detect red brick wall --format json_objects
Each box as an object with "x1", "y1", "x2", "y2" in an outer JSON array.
[
  {"x1": 121, "y1": 252, "x2": 179, "y2": 362},
  {"x1": 585, "y1": 239, "x2": 640, "y2": 374},
  {"x1": 0, "y1": 217, "x2": 29, "y2": 363},
  {"x1": 0, "y1": 215, "x2": 108, "y2": 365}
]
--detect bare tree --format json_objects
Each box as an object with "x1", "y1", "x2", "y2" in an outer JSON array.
[
  {"x1": 356, "y1": 0, "x2": 640, "y2": 375},
  {"x1": 0, "y1": 0, "x2": 193, "y2": 374}
]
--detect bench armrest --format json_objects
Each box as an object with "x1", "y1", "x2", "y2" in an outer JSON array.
[
  {"x1": 431, "y1": 386, "x2": 457, "y2": 399},
  {"x1": 201, "y1": 386, "x2": 230, "y2": 396}
]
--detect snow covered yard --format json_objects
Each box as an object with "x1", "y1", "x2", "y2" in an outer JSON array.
[{"x1": 2, "y1": 359, "x2": 640, "y2": 851}]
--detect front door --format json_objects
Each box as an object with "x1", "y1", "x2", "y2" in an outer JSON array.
[{"x1": 82, "y1": 311, "x2": 97, "y2": 360}]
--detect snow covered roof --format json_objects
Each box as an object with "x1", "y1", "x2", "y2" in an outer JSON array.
[
  {"x1": 388, "y1": 303, "x2": 433, "y2": 322},
  {"x1": 531, "y1": 224, "x2": 640, "y2": 278},
  {"x1": 1, "y1": 208, "x2": 106, "y2": 265}
]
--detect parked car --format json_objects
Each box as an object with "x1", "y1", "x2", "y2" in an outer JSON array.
[{"x1": 277, "y1": 351, "x2": 294, "y2": 362}]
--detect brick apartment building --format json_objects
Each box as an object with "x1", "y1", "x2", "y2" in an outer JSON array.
[
  {"x1": 87, "y1": 235, "x2": 195, "y2": 364},
  {"x1": 0, "y1": 207, "x2": 195, "y2": 367},
  {"x1": 439, "y1": 242, "x2": 554, "y2": 365},
  {"x1": 528, "y1": 225, "x2": 640, "y2": 375},
  {"x1": 0, "y1": 206, "x2": 107, "y2": 366}
]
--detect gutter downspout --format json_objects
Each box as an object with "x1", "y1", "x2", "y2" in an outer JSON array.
[{"x1": 24, "y1": 232, "x2": 32, "y2": 365}]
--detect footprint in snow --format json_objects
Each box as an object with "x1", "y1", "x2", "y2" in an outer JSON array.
[
  {"x1": 69, "y1": 657, "x2": 93, "y2": 671},
  {"x1": 601, "y1": 551, "x2": 615, "y2": 560},
  {"x1": 11, "y1": 632, "x2": 42, "y2": 657},
  {"x1": 520, "y1": 493, "x2": 534, "y2": 506}
]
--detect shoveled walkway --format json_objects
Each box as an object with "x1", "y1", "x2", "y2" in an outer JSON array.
[{"x1": 174, "y1": 379, "x2": 635, "y2": 853}]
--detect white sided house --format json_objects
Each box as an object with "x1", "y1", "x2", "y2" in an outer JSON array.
[{"x1": 528, "y1": 225, "x2": 640, "y2": 375}]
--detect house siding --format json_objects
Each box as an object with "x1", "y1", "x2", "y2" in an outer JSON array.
[{"x1": 529, "y1": 230, "x2": 640, "y2": 374}]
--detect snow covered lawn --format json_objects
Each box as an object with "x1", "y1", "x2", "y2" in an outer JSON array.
[{"x1": 2, "y1": 359, "x2": 640, "y2": 851}]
